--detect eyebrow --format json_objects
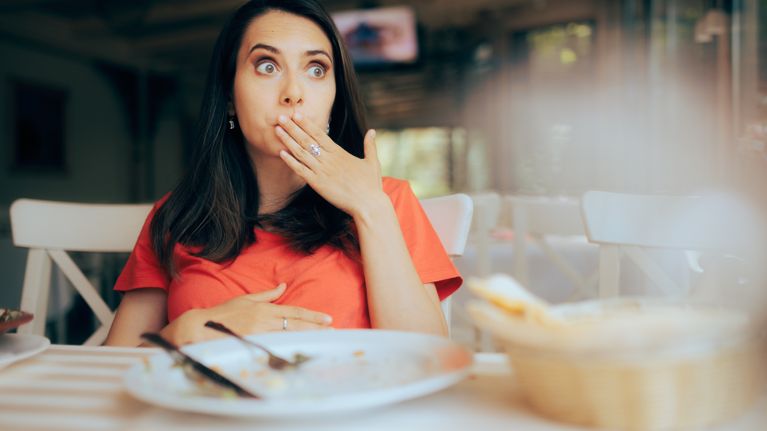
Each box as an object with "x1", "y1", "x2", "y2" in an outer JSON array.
[{"x1": 247, "y1": 43, "x2": 333, "y2": 63}]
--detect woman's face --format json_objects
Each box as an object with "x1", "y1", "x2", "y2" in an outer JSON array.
[{"x1": 232, "y1": 10, "x2": 336, "y2": 159}]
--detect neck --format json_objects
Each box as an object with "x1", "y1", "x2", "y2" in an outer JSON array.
[{"x1": 248, "y1": 148, "x2": 305, "y2": 215}]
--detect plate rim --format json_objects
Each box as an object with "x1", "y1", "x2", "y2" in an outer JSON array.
[
  {"x1": 0, "y1": 333, "x2": 51, "y2": 369},
  {"x1": 123, "y1": 329, "x2": 473, "y2": 418}
]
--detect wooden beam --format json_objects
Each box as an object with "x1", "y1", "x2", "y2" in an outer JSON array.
[
  {"x1": 132, "y1": 27, "x2": 221, "y2": 52},
  {"x1": 0, "y1": 0, "x2": 71, "y2": 13},
  {"x1": 0, "y1": 11, "x2": 174, "y2": 71},
  {"x1": 142, "y1": 0, "x2": 246, "y2": 23}
]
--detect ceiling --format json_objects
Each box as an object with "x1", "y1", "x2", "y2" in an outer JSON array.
[
  {"x1": 0, "y1": 0, "x2": 532, "y2": 74},
  {"x1": 1, "y1": 0, "x2": 571, "y2": 127}
]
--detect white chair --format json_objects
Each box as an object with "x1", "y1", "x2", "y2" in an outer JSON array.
[
  {"x1": 580, "y1": 190, "x2": 764, "y2": 299},
  {"x1": 506, "y1": 195, "x2": 598, "y2": 300},
  {"x1": 10, "y1": 199, "x2": 152, "y2": 345},
  {"x1": 420, "y1": 194, "x2": 474, "y2": 328}
]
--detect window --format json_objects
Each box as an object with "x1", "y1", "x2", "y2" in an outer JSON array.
[
  {"x1": 376, "y1": 127, "x2": 462, "y2": 198},
  {"x1": 11, "y1": 80, "x2": 68, "y2": 172},
  {"x1": 507, "y1": 21, "x2": 597, "y2": 195}
]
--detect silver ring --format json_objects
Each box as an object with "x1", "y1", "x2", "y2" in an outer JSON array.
[
  {"x1": 309, "y1": 143, "x2": 321, "y2": 157},
  {"x1": 282, "y1": 317, "x2": 288, "y2": 331}
]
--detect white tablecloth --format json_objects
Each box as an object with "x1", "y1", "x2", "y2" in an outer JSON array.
[{"x1": 0, "y1": 344, "x2": 764, "y2": 431}]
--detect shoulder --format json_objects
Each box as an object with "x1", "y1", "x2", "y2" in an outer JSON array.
[
  {"x1": 142, "y1": 192, "x2": 173, "y2": 228},
  {"x1": 147, "y1": 191, "x2": 173, "y2": 218},
  {"x1": 381, "y1": 177, "x2": 423, "y2": 215},
  {"x1": 154, "y1": 191, "x2": 172, "y2": 208},
  {"x1": 382, "y1": 177, "x2": 414, "y2": 199}
]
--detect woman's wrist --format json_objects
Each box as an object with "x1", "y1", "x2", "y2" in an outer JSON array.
[
  {"x1": 350, "y1": 192, "x2": 392, "y2": 225},
  {"x1": 161, "y1": 308, "x2": 206, "y2": 345}
]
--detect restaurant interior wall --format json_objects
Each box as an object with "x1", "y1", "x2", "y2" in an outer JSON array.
[{"x1": 0, "y1": 0, "x2": 763, "y2": 342}]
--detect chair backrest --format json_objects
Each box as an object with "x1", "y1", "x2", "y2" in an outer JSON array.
[
  {"x1": 580, "y1": 191, "x2": 764, "y2": 298},
  {"x1": 506, "y1": 195, "x2": 584, "y2": 237},
  {"x1": 420, "y1": 193, "x2": 474, "y2": 329},
  {"x1": 420, "y1": 194, "x2": 474, "y2": 258},
  {"x1": 10, "y1": 199, "x2": 152, "y2": 345},
  {"x1": 581, "y1": 191, "x2": 758, "y2": 251}
]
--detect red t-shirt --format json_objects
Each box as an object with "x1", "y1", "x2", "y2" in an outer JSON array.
[{"x1": 114, "y1": 177, "x2": 462, "y2": 328}]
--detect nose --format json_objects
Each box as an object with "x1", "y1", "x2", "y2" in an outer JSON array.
[{"x1": 279, "y1": 74, "x2": 303, "y2": 107}]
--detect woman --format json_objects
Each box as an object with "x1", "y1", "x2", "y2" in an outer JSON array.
[{"x1": 105, "y1": 0, "x2": 461, "y2": 347}]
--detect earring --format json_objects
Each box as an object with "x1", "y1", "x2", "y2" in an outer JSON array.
[
  {"x1": 325, "y1": 123, "x2": 330, "y2": 134},
  {"x1": 228, "y1": 119, "x2": 235, "y2": 130}
]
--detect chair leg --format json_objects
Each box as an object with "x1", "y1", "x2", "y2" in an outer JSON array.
[
  {"x1": 441, "y1": 297, "x2": 452, "y2": 337},
  {"x1": 48, "y1": 250, "x2": 114, "y2": 329},
  {"x1": 512, "y1": 205, "x2": 529, "y2": 287},
  {"x1": 18, "y1": 249, "x2": 52, "y2": 336},
  {"x1": 84, "y1": 324, "x2": 110, "y2": 346},
  {"x1": 475, "y1": 217, "x2": 492, "y2": 277},
  {"x1": 599, "y1": 245, "x2": 621, "y2": 298},
  {"x1": 623, "y1": 247, "x2": 681, "y2": 295}
]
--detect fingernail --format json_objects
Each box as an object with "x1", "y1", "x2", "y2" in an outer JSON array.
[
  {"x1": 293, "y1": 112, "x2": 303, "y2": 120},
  {"x1": 278, "y1": 115, "x2": 288, "y2": 123},
  {"x1": 370, "y1": 129, "x2": 376, "y2": 138},
  {"x1": 275, "y1": 125, "x2": 284, "y2": 133},
  {"x1": 323, "y1": 315, "x2": 333, "y2": 324},
  {"x1": 277, "y1": 282, "x2": 286, "y2": 289}
]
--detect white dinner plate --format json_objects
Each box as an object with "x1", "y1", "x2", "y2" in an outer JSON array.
[
  {"x1": 0, "y1": 334, "x2": 50, "y2": 369},
  {"x1": 123, "y1": 329, "x2": 473, "y2": 418}
]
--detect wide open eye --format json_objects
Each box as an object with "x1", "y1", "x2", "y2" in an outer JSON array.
[
  {"x1": 307, "y1": 64, "x2": 327, "y2": 79},
  {"x1": 256, "y1": 61, "x2": 278, "y2": 75}
]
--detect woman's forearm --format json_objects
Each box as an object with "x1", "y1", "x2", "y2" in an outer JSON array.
[
  {"x1": 353, "y1": 194, "x2": 447, "y2": 336},
  {"x1": 104, "y1": 288, "x2": 169, "y2": 347}
]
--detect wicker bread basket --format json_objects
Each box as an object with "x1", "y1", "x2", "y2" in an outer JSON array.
[{"x1": 469, "y1": 298, "x2": 767, "y2": 431}]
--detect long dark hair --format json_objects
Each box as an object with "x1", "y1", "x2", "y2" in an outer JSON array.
[{"x1": 151, "y1": 0, "x2": 367, "y2": 274}]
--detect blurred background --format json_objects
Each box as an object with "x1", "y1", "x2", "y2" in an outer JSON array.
[{"x1": 0, "y1": 0, "x2": 765, "y2": 344}]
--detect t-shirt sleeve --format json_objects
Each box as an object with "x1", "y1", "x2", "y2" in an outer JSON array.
[
  {"x1": 385, "y1": 178, "x2": 463, "y2": 301},
  {"x1": 113, "y1": 198, "x2": 171, "y2": 292}
]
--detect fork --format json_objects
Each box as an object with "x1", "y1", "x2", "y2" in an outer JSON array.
[
  {"x1": 140, "y1": 332, "x2": 261, "y2": 399},
  {"x1": 204, "y1": 321, "x2": 311, "y2": 370}
]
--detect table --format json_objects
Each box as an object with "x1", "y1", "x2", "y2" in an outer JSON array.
[{"x1": 0, "y1": 345, "x2": 764, "y2": 431}]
